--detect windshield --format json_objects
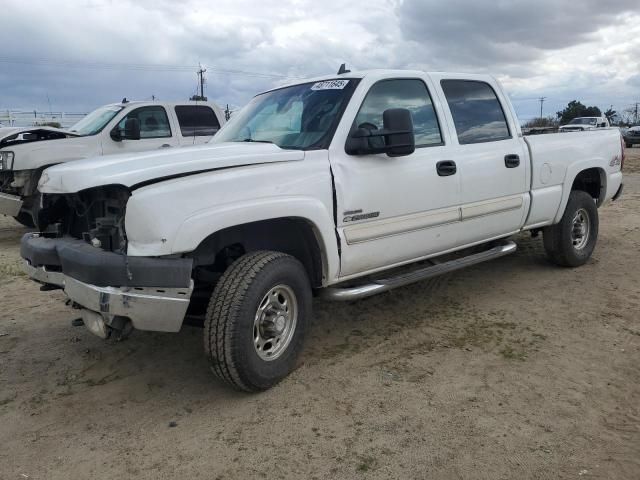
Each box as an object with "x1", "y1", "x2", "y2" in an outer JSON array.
[
  {"x1": 213, "y1": 79, "x2": 358, "y2": 150},
  {"x1": 69, "y1": 105, "x2": 124, "y2": 135},
  {"x1": 568, "y1": 118, "x2": 597, "y2": 125}
]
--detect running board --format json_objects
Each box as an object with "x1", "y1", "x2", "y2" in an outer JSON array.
[{"x1": 321, "y1": 240, "x2": 517, "y2": 301}]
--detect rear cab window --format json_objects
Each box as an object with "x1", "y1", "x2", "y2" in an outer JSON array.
[
  {"x1": 175, "y1": 105, "x2": 221, "y2": 137},
  {"x1": 440, "y1": 80, "x2": 511, "y2": 144}
]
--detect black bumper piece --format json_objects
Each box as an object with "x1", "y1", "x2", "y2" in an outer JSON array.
[{"x1": 21, "y1": 234, "x2": 193, "y2": 288}]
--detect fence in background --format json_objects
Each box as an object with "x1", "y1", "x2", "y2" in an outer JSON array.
[{"x1": 0, "y1": 110, "x2": 87, "y2": 129}]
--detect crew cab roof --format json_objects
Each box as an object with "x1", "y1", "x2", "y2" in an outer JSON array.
[
  {"x1": 261, "y1": 69, "x2": 500, "y2": 95},
  {"x1": 103, "y1": 100, "x2": 222, "y2": 109}
]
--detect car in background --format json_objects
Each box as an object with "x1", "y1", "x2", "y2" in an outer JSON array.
[
  {"x1": 623, "y1": 126, "x2": 640, "y2": 148},
  {"x1": 0, "y1": 100, "x2": 225, "y2": 226},
  {"x1": 559, "y1": 116, "x2": 610, "y2": 132}
]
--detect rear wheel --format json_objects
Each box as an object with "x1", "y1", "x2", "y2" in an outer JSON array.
[
  {"x1": 543, "y1": 190, "x2": 598, "y2": 267},
  {"x1": 204, "y1": 251, "x2": 312, "y2": 391}
]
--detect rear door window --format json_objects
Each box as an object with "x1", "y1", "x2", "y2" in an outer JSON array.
[
  {"x1": 175, "y1": 105, "x2": 220, "y2": 136},
  {"x1": 440, "y1": 80, "x2": 511, "y2": 144}
]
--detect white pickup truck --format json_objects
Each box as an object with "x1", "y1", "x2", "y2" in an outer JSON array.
[
  {"x1": 0, "y1": 100, "x2": 225, "y2": 226},
  {"x1": 20, "y1": 70, "x2": 624, "y2": 391},
  {"x1": 559, "y1": 116, "x2": 610, "y2": 132}
]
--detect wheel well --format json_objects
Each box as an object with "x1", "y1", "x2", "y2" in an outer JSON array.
[
  {"x1": 190, "y1": 217, "x2": 325, "y2": 288},
  {"x1": 571, "y1": 168, "x2": 604, "y2": 205}
]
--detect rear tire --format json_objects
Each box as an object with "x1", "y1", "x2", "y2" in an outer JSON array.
[
  {"x1": 204, "y1": 251, "x2": 312, "y2": 392},
  {"x1": 543, "y1": 190, "x2": 598, "y2": 267}
]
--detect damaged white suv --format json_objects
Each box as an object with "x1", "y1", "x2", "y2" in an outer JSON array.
[{"x1": 21, "y1": 69, "x2": 624, "y2": 391}]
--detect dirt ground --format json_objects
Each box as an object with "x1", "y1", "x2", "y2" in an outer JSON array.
[{"x1": 1, "y1": 151, "x2": 639, "y2": 480}]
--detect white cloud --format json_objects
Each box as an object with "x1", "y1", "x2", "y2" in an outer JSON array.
[{"x1": 0, "y1": 0, "x2": 639, "y2": 121}]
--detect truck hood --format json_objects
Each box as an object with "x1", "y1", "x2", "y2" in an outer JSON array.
[
  {"x1": 0, "y1": 126, "x2": 80, "y2": 148},
  {"x1": 38, "y1": 142, "x2": 305, "y2": 194}
]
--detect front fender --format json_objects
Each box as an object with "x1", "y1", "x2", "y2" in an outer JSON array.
[
  {"x1": 127, "y1": 196, "x2": 339, "y2": 282},
  {"x1": 124, "y1": 158, "x2": 340, "y2": 281}
]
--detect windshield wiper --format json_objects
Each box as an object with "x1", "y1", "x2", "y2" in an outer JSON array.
[{"x1": 240, "y1": 139, "x2": 274, "y2": 144}]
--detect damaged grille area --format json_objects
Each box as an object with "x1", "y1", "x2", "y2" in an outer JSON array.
[{"x1": 39, "y1": 185, "x2": 131, "y2": 253}]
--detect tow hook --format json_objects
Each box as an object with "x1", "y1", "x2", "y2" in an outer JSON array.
[{"x1": 73, "y1": 309, "x2": 133, "y2": 341}]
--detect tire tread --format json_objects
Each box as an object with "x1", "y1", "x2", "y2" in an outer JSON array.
[{"x1": 204, "y1": 251, "x2": 289, "y2": 392}]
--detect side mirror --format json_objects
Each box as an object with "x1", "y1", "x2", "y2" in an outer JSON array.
[
  {"x1": 110, "y1": 118, "x2": 141, "y2": 142},
  {"x1": 123, "y1": 118, "x2": 141, "y2": 140},
  {"x1": 110, "y1": 127, "x2": 122, "y2": 142},
  {"x1": 346, "y1": 108, "x2": 415, "y2": 157}
]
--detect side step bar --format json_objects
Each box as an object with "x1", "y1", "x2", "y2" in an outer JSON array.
[{"x1": 321, "y1": 240, "x2": 517, "y2": 301}]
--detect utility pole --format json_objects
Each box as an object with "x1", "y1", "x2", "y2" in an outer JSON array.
[
  {"x1": 190, "y1": 64, "x2": 208, "y2": 101},
  {"x1": 635, "y1": 102, "x2": 639, "y2": 124},
  {"x1": 538, "y1": 96, "x2": 546, "y2": 119},
  {"x1": 198, "y1": 65, "x2": 206, "y2": 98}
]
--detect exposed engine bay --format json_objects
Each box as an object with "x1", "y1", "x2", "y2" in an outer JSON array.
[
  {"x1": 39, "y1": 185, "x2": 130, "y2": 253},
  {"x1": 0, "y1": 127, "x2": 79, "y2": 149}
]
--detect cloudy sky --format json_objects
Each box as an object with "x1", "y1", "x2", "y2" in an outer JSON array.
[{"x1": 1, "y1": 0, "x2": 639, "y2": 122}]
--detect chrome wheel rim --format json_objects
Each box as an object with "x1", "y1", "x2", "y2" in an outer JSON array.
[
  {"x1": 571, "y1": 208, "x2": 590, "y2": 250},
  {"x1": 253, "y1": 285, "x2": 297, "y2": 361}
]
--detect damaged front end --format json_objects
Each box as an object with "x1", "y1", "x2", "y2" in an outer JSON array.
[
  {"x1": 38, "y1": 184, "x2": 131, "y2": 252},
  {"x1": 21, "y1": 185, "x2": 194, "y2": 338},
  {"x1": 0, "y1": 127, "x2": 81, "y2": 220}
]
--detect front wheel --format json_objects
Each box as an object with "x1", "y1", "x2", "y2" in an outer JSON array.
[
  {"x1": 543, "y1": 190, "x2": 599, "y2": 267},
  {"x1": 204, "y1": 251, "x2": 312, "y2": 391}
]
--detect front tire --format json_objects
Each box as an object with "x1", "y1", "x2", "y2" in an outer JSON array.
[
  {"x1": 543, "y1": 190, "x2": 598, "y2": 267},
  {"x1": 204, "y1": 251, "x2": 312, "y2": 392}
]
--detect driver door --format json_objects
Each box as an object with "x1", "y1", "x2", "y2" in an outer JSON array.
[
  {"x1": 329, "y1": 77, "x2": 461, "y2": 278},
  {"x1": 102, "y1": 106, "x2": 178, "y2": 155}
]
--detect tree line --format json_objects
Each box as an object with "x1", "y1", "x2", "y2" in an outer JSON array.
[{"x1": 524, "y1": 100, "x2": 636, "y2": 128}]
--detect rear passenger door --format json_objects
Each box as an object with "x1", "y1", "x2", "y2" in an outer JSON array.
[
  {"x1": 437, "y1": 78, "x2": 529, "y2": 245},
  {"x1": 103, "y1": 106, "x2": 178, "y2": 154},
  {"x1": 174, "y1": 105, "x2": 221, "y2": 145}
]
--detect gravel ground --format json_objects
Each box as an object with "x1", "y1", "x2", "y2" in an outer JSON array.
[{"x1": 1, "y1": 150, "x2": 639, "y2": 480}]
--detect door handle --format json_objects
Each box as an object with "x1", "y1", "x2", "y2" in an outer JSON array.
[
  {"x1": 160, "y1": 144, "x2": 172, "y2": 148},
  {"x1": 504, "y1": 154, "x2": 520, "y2": 168},
  {"x1": 436, "y1": 160, "x2": 457, "y2": 177}
]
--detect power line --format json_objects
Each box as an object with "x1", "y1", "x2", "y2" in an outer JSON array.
[{"x1": 0, "y1": 57, "x2": 304, "y2": 80}]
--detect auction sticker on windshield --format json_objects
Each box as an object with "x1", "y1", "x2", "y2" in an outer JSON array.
[{"x1": 311, "y1": 80, "x2": 349, "y2": 90}]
